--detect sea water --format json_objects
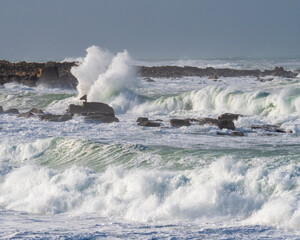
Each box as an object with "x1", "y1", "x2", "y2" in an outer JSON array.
[{"x1": 0, "y1": 46, "x2": 300, "y2": 239}]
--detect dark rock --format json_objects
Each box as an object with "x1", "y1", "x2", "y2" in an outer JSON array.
[
  {"x1": 170, "y1": 119, "x2": 190, "y2": 128},
  {"x1": 208, "y1": 75, "x2": 218, "y2": 80},
  {"x1": 80, "y1": 95, "x2": 87, "y2": 102},
  {"x1": 251, "y1": 125, "x2": 285, "y2": 133},
  {"x1": 137, "y1": 117, "x2": 149, "y2": 123},
  {"x1": 230, "y1": 131, "x2": 244, "y2": 136},
  {"x1": 17, "y1": 111, "x2": 34, "y2": 118},
  {"x1": 217, "y1": 131, "x2": 244, "y2": 136},
  {"x1": 0, "y1": 106, "x2": 3, "y2": 114},
  {"x1": 198, "y1": 118, "x2": 219, "y2": 126},
  {"x1": 138, "y1": 119, "x2": 161, "y2": 127},
  {"x1": 40, "y1": 66, "x2": 59, "y2": 80},
  {"x1": 67, "y1": 102, "x2": 115, "y2": 117},
  {"x1": 256, "y1": 77, "x2": 274, "y2": 82},
  {"x1": 30, "y1": 108, "x2": 44, "y2": 115},
  {"x1": 218, "y1": 119, "x2": 235, "y2": 130},
  {"x1": 39, "y1": 114, "x2": 72, "y2": 122},
  {"x1": 136, "y1": 65, "x2": 297, "y2": 79},
  {"x1": 84, "y1": 113, "x2": 119, "y2": 123},
  {"x1": 144, "y1": 77, "x2": 155, "y2": 82},
  {"x1": 4, "y1": 108, "x2": 20, "y2": 114},
  {"x1": 218, "y1": 113, "x2": 241, "y2": 121},
  {"x1": 185, "y1": 118, "x2": 200, "y2": 123}
]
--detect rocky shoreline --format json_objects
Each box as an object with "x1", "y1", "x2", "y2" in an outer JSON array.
[
  {"x1": 0, "y1": 60, "x2": 298, "y2": 89},
  {"x1": 0, "y1": 101, "x2": 289, "y2": 137}
]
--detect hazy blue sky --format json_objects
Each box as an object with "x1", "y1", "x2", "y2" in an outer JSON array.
[{"x1": 0, "y1": 0, "x2": 300, "y2": 61}]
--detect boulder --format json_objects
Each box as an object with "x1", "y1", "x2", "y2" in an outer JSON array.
[
  {"x1": 251, "y1": 125, "x2": 285, "y2": 133},
  {"x1": 84, "y1": 113, "x2": 119, "y2": 123},
  {"x1": 170, "y1": 119, "x2": 190, "y2": 128},
  {"x1": 18, "y1": 111, "x2": 34, "y2": 118},
  {"x1": 138, "y1": 119, "x2": 161, "y2": 127},
  {"x1": 67, "y1": 102, "x2": 115, "y2": 117},
  {"x1": 230, "y1": 131, "x2": 244, "y2": 136},
  {"x1": 30, "y1": 108, "x2": 44, "y2": 115},
  {"x1": 0, "y1": 106, "x2": 3, "y2": 114},
  {"x1": 198, "y1": 118, "x2": 219, "y2": 126},
  {"x1": 39, "y1": 114, "x2": 72, "y2": 122},
  {"x1": 4, "y1": 108, "x2": 20, "y2": 114},
  {"x1": 137, "y1": 117, "x2": 149, "y2": 123},
  {"x1": 217, "y1": 131, "x2": 244, "y2": 136},
  {"x1": 218, "y1": 113, "x2": 241, "y2": 121},
  {"x1": 185, "y1": 118, "x2": 200, "y2": 123},
  {"x1": 218, "y1": 119, "x2": 235, "y2": 130}
]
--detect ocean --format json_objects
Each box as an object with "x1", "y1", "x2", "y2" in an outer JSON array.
[{"x1": 0, "y1": 46, "x2": 300, "y2": 239}]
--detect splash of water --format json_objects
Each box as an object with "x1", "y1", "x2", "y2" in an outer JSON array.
[{"x1": 71, "y1": 46, "x2": 138, "y2": 107}]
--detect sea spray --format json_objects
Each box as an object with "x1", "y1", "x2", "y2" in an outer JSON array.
[{"x1": 70, "y1": 46, "x2": 139, "y2": 113}]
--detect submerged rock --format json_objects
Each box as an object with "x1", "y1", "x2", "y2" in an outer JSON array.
[
  {"x1": 39, "y1": 114, "x2": 72, "y2": 122},
  {"x1": 84, "y1": 113, "x2": 119, "y2": 123},
  {"x1": 218, "y1": 113, "x2": 241, "y2": 121},
  {"x1": 218, "y1": 119, "x2": 235, "y2": 130},
  {"x1": 217, "y1": 131, "x2": 244, "y2": 136},
  {"x1": 251, "y1": 125, "x2": 286, "y2": 133},
  {"x1": 30, "y1": 108, "x2": 44, "y2": 115},
  {"x1": 170, "y1": 119, "x2": 190, "y2": 128},
  {"x1": 198, "y1": 118, "x2": 219, "y2": 126},
  {"x1": 137, "y1": 117, "x2": 161, "y2": 127},
  {"x1": 4, "y1": 108, "x2": 20, "y2": 114},
  {"x1": 17, "y1": 108, "x2": 44, "y2": 118},
  {"x1": 18, "y1": 111, "x2": 34, "y2": 118}
]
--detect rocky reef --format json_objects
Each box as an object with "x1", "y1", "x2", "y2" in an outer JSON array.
[
  {"x1": 0, "y1": 60, "x2": 77, "y2": 89},
  {"x1": 136, "y1": 65, "x2": 298, "y2": 78},
  {"x1": 0, "y1": 60, "x2": 298, "y2": 89}
]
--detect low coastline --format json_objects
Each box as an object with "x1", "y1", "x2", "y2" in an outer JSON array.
[{"x1": 0, "y1": 60, "x2": 298, "y2": 89}]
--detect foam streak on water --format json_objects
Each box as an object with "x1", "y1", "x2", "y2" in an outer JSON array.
[{"x1": 0, "y1": 47, "x2": 300, "y2": 239}]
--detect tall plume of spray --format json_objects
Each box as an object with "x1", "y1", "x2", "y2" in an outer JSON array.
[{"x1": 71, "y1": 46, "x2": 138, "y2": 106}]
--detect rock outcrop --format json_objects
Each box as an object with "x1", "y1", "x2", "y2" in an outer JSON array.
[
  {"x1": 4, "y1": 108, "x2": 20, "y2": 114},
  {"x1": 0, "y1": 106, "x2": 3, "y2": 114},
  {"x1": 198, "y1": 118, "x2": 219, "y2": 126},
  {"x1": 0, "y1": 60, "x2": 77, "y2": 89},
  {"x1": 67, "y1": 102, "x2": 119, "y2": 123},
  {"x1": 0, "y1": 60, "x2": 297, "y2": 89},
  {"x1": 170, "y1": 119, "x2": 190, "y2": 128},
  {"x1": 137, "y1": 117, "x2": 161, "y2": 127},
  {"x1": 17, "y1": 108, "x2": 45, "y2": 118}
]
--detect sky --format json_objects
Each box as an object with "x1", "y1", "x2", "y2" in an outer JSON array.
[{"x1": 0, "y1": 0, "x2": 300, "y2": 61}]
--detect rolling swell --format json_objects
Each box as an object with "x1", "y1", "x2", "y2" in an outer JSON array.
[{"x1": 0, "y1": 138, "x2": 299, "y2": 229}]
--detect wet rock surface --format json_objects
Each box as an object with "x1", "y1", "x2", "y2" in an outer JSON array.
[
  {"x1": 137, "y1": 117, "x2": 161, "y2": 127},
  {"x1": 170, "y1": 119, "x2": 191, "y2": 128},
  {"x1": 0, "y1": 60, "x2": 77, "y2": 89}
]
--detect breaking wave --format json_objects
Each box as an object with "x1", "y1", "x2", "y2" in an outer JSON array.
[
  {"x1": 132, "y1": 85, "x2": 300, "y2": 118},
  {"x1": 0, "y1": 138, "x2": 299, "y2": 230},
  {"x1": 70, "y1": 46, "x2": 139, "y2": 113}
]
